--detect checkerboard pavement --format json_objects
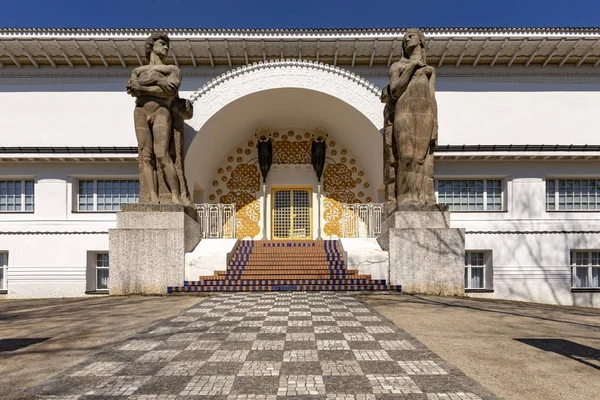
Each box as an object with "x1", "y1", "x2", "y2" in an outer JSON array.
[{"x1": 32, "y1": 292, "x2": 498, "y2": 399}]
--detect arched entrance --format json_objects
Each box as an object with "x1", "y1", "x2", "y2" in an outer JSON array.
[{"x1": 185, "y1": 60, "x2": 384, "y2": 239}]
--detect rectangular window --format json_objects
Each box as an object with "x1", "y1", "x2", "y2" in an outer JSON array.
[
  {"x1": 546, "y1": 179, "x2": 600, "y2": 211},
  {"x1": 436, "y1": 179, "x2": 503, "y2": 211},
  {"x1": 0, "y1": 180, "x2": 34, "y2": 212},
  {"x1": 77, "y1": 180, "x2": 139, "y2": 212},
  {"x1": 465, "y1": 251, "x2": 486, "y2": 289},
  {"x1": 96, "y1": 253, "x2": 109, "y2": 290},
  {"x1": 0, "y1": 252, "x2": 6, "y2": 290},
  {"x1": 570, "y1": 251, "x2": 600, "y2": 288}
]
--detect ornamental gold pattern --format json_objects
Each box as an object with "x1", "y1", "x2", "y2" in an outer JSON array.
[{"x1": 208, "y1": 128, "x2": 374, "y2": 239}]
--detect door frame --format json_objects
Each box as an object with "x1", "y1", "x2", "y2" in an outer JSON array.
[{"x1": 271, "y1": 187, "x2": 313, "y2": 240}]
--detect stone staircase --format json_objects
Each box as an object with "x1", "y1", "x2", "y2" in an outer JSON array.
[{"x1": 169, "y1": 240, "x2": 401, "y2": 292}]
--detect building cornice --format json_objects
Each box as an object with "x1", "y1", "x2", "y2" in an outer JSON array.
[
  {"x1": 2, "y1": 27, "x2": 600, "y2": 70},
  {"x1": 3, "y1": 27, "x2": 600, "y2": 38}
]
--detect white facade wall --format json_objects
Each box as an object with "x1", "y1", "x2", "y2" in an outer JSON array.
[
  {"x1": 0, "y1": 162, "x2": 136, "y2": 298},
  {"x1": 0, "y1": 66, "x2": 599, "y2": 305}
]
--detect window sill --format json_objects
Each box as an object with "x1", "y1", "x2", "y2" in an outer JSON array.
[
  {"x1": 73, "y1": 211, "x2": 119, "y2": 214},
  {"x1": 571, "y1": 288, "x2": 600, "y2": 293},
  {"x1": 445, "y1": 210, "x2": 507, "y2": 213},
  {"x1": 0, "y1": 289, "x2": 7, "y2": 294},
  {"x1": 546, "y1": 210, "x2": 600, "y2": 213},
  {"x1": 85, "y1": 290, "x2": 109, "y2": 295},
  {"x1": 465, "y1": 288, "x2": 494, "y2": 293}
]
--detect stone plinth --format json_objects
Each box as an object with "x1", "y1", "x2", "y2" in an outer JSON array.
[
  {"x1": 109, "y1": 204, "x2": 200, "y2": 295},
  {"x1": 378, "y1": 210, "x2": 465, "y2": 296}
]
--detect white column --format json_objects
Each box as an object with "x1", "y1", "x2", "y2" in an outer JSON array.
[
  {"x1": 262, "y1": 183, "x2": 268, "y2": 240},
  {"x1": 317, "y1": 183, "x2": 322, "y2": 240}
]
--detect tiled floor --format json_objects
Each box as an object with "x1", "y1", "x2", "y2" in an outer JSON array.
[{"x1": 32, "y1": 292, "x2": 497, "y2": 399}]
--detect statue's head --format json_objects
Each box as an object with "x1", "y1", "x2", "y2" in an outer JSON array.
[
  {"x1": 145, "y1": 33, "x2": 170, "y2": 62},
  {"x1": 402, "y1": 28, "x2": 426, "y2": 58}
]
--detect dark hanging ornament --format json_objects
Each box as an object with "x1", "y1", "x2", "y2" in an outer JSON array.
[
  {"x1": 311, "y1": 127, "x2": 328, "y2": 182},
  {"x1": 255, "y1": 126, "x2": 273, "y2": 183}
]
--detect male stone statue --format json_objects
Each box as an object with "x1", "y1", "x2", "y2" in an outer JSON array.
[
  {"x1": 380, "y1": 85, "x2": 398, "y2": 216},
  {"x1": 388, "y1": 28, "x2": 438, "y2": 208},
  {"x1": 127, "y1": 33, "x2": 193, "y2": 205}
]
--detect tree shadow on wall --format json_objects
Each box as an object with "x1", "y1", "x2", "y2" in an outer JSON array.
[{"x1": 515, "y1": 338, "x2": 600, "y2": 370}]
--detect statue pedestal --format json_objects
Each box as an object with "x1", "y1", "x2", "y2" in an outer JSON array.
[
  {"x1": 109, "y1": 204, "x2": 200, "y2": 295},
  {"x1": 377, "y1": 210, "x2": 465, "y2": 296}
]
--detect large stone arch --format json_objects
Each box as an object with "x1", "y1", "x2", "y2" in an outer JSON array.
[
  {"x1": 187, "y1": 60, "x2": 383, "y2": 131},
  {"x1": 184, "y1": 60, "x2": 385, "y2": 202}
]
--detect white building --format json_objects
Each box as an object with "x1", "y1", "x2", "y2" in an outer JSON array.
[{"x1": 0, "y1": 27, "x2": 599, "y2": 306}]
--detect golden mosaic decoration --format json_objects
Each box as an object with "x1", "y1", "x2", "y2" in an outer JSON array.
[{"x1": 272, "y1": 140, "x2": 311, "y2": 164}]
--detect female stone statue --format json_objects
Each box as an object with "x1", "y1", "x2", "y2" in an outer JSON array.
[
  {"x1": 388, "y1": 28, "x2": 438, "y2": 208},
  {"x1": 127, "y1": 33, "x2": 192, "y2": 205}
]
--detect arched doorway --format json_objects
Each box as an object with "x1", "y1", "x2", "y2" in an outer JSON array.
[{"x1": 185, "y1": 60, "x2": 384, "y2": 239}]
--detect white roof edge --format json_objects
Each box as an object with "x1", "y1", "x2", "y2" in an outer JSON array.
[{"x1": 2, "y1": 27, "x2": 600, "y2": 40}]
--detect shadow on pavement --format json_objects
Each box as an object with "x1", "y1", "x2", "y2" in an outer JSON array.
[
  {"x1": 0, "y1": 338, "x2": 50, "y2": 353},
  {"x1": 515, "y1": 338, "x2": 600, "y2": 371},
  {"x1": 365, "y1": 293, "x2": 600, "y2": 330}
]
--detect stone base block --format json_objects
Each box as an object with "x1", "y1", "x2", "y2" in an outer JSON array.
[
  {"x1": 378, "y1": 211, "x2": 465, "y2": 296},
  {"x1": 109, "y1": 205, "x2": 201, "y2": 295},
  {"x1": 381, "y1": 210, "x2": 451, "y2": 234}
]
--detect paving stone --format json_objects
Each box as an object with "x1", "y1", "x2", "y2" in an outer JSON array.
[
  {"x1": 71, "y1": 361, "x2": 126, "y2": 377},
  {"x1": 180, "y1": 375, "x2": 235, "y2": 396},
  {"x1": 85, "y1": 376, "x2": 152, "y2": 396},
  {"x1": 252, "y1": 340, "x2": 286, "y2": 350},
  {"x1": 283, "y1": 350, "x2": 319, "y2": 362},
  {"x1": 314, "y1": 325, "x2": 342, "y2": 334},
  {"x1": 379, "y1": 340, "x2": 416, "y2": 351},
  {"x1": 209, "y1": 350, "x2": 250, "y2": 362},
  {"x1": 277, "y1": 375, "x2": 326, "y2": 396},
  {"x1": 286, "y1": 332, "x2": 316, "y2": 341},
  {"x1": 317, "y1": 340, "x2": 351, "y2": 350},
  {"x1": 185, "y1": 340, "x2": 222, "y2": 351},
  {"x1": 135, "y1": 350, "x2": 181, "y2": 363},
  {"x1": 156, "y1": 360, "x2": 205, "y2": 376},
  {"x1": 227, "y1": 333, "x2": 259, "y2": 341},
  {"x1": 30, "y1": 292, "x2": 496, "y2": 400},
  {"x1": 321, "y1": 360, "x2": 363, "y2": 376},
  {"x1": 398, "y1": 361, "x2": 448, "y2": 375},
  {"x1": 237, "y1": 361, "x2": 281, "y2": 376},
  {"x1": 365, "y1": 326, "x2": 396, "y2": 334},
  {"x1": 343, "y1": 333, "x2": 375, "y2": 342},
  {"x1": 119, "y1": 340, "x2": 162, "y2": 351},
  {"x1": 426, "y1": 393, "x2": 482, "y2": 400},
  {"x1": 366, "y1": 375, "x2": 422, "y2": 394},
  {"x1": 167, "y1": 332, "x2": 201, "y2": 341},
  {"x1": 353, "y1": 350, "x2": 393, "y2": 362}
]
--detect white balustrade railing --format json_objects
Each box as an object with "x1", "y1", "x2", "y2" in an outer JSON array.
[
  {"x1": 341, "y1": 203, "x2": 384, "y2": 238},
  {"x1": 196, "y1": 203, "x2": 236, "y2": 238}
]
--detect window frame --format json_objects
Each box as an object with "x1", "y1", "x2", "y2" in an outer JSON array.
[
  {"x1": 464, "y1": 250, "x2": 493, "y2": 291},
  {"x1": 0, "y1": 252, "x2": 7, "y2": 291},
  {"x1": 546, "y1": 177, "x2": 600, "y2": 212},
  {"x1": 75, "y1": 178, "x2": 140, "y2": 212},
  {"x1": 435, "y1": 178, "x2": 506, "y2": 212},
  {"x1": 0, "y1": 179, "x2": 35, "y2": 213},
  {"x1": 569, "y1": 250, "x2": 600, "y2": 289},
  {"x1": 95, "y1": 252, "x2": 109, "y2": 291}
]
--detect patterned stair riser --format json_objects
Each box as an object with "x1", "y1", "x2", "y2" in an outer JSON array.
[{"x1": 169, "y1": 240, "x2": 402, "y2": 293}]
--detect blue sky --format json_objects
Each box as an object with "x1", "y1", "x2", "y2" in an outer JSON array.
[{"x1": 1, "y1": 0, "x2": 598, "y2": 29}]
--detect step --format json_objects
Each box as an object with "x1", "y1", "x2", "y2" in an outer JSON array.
[
  {"x1": 188, "y1": 278, "x2": 388, "y2": 286},
  {"x1": 169, "y1": 284, "x2": 402, "y2": 292}
]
